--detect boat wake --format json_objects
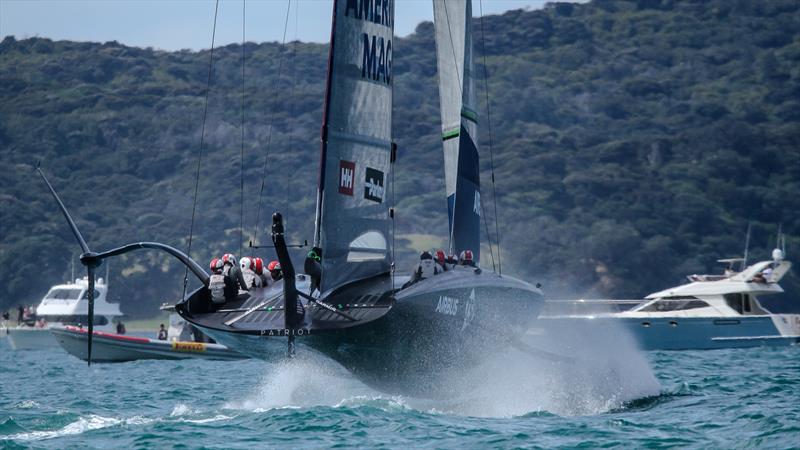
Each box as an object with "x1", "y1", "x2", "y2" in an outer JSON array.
[
  {"x1": 225, "y1": 318, "x2": 662, "y2": 418},
  {"x1": 4, "y1": 414, "x2": 153, "y2": 442}
]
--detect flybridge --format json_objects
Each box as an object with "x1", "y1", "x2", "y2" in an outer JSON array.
[{"x1": 345, "y1": 0, "x2": 393, "y2": 28}]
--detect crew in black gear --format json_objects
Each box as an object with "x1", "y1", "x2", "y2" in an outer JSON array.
[{"x1": 304, "y1": 247, "x2": 322, "y2": 294}]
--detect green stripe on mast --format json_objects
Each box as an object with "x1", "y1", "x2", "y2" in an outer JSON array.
[{"x1": 442, "y1": 128, "x2": 460, "y2": 141}]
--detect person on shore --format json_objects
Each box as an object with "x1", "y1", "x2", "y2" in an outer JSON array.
[{"x1": 157, "y1": 324, "x2": 167, "y2": 340}]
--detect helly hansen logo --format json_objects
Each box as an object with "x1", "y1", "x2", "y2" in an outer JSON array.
[
  {"x1": 364, "y1": 167, "x2": 385, "y2": 203},
  {"x1": 339, "y1": 160, "x2": 355, "y2": 196}
]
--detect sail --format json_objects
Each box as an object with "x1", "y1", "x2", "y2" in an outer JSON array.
[
  {"x1": 434, "y1": 0, "x2": 481, "y2": 262},
  {"x1": 314, "y1": 0, "x2": 394, "y2": 295}
]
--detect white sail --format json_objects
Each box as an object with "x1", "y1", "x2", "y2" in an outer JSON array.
[
  {"x1": 434, "y1": 0, "x2": 481, "y2": 262},
  {"x1": 315, "y1": 0, "x2": 395, "y2": 295}
]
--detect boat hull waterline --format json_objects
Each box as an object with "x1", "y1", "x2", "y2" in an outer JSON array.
[
  {"x1": 179, "y1": 268, "x2": 544, "y2": 395},
  {"x1": 5, "y1": 328, "x2": 58, "y2": 350},
  {"x1": 537, "y1": 314, "x2": 800, "y2": 350},
  {"x1": 50, "y1": 326, "x2": 248, "y2": 362}
]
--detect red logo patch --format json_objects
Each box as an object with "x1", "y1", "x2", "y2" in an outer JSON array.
[{"x1": 338, "y1": 160, "x2": 355, "y2": 196}]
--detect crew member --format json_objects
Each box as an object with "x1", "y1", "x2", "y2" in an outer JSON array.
[
  {"x1": 240, "y1": 257, "x2": 258, "y2": 289},
  {"x1": 408, "y1": 251, "x2": 437, "y2": 286},
  {"x1": 434, "y1": 249, "x2": 448, "y2": 273},
  {"x1": 446, "y1": 254, "x2": 458, "y2": 270},
  {"x1": 221, "y1": 253, "x2": 249, "y2": 298},
  {"x1": 208, "y1": 258, "x2": 227, "y2": 304},
  {"x1": 304, "y1": 247, "x2": 322, "y2": 294},
  {"x1": 268, "y1": 260, "x2": 283, "y2": 281},
  {"x1": 459, "y1": 250, "x2": 476, "y2": 267},
  {"x1": 253, "y1": 257, "x2": 269, "y2": 287},
  {"x1": 157, "y1": 324, "x2": 168, "y2": 340}
]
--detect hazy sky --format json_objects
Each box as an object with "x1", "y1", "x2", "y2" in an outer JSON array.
[{"x1": 1, "y1": 0, "x2": 558, "y2": 51}]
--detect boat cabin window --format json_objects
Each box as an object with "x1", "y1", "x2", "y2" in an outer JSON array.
[
  {"x1": 640, "y1": 297, "x2": 709, "y2": 312},
  {"x1": 723, "y1": 293, "x2": 745, "y2": 314},
  {"x1": 347, "y1": 231, "x2": 387, "y2": 262},
  {"x1": 723, "y1": 294, "x2": 768, "y2": 315},
  {"x1": 80, "y1": 289, "x2": 101, "y2": 300},
  {"x1": 45, "y1": 288, "x2": 83, "y2": 300},
  {"x1": 42, "y1": 315, "x2": 109, "y2": 326}
]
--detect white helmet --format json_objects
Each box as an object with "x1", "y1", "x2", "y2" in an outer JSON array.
[{"x1": 240, "y1": 257, "x2": 252, "y2": 271}]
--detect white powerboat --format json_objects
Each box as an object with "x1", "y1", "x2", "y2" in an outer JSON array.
[
  {"x1": 5, "y1": 276, "x2": 123, "y2": 350},
  {"x1": 538, "y1": 249, "x2": 800, "y2": 350}
]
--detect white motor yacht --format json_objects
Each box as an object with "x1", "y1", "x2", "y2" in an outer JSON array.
[
  {"x1": 5, "y1": 276, "x2": 123, "y2": 350},
  {"x1": 538, "y1": 249, "x2": 799, "y2": 350}
]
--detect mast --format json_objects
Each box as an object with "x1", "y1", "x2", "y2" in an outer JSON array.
[
  {"x1": 434, "y1": 0, "x2": 481, "y2": 262},
  {"x1": 313, "y1": 0, "x2": 340, "y2": 247}
]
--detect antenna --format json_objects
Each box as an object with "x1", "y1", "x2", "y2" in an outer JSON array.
[{"x1": 742, "y1": 221, "x2": 752, "y2": 271}]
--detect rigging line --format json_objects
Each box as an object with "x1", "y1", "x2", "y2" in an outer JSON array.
[
  {"x1": 183, "y1": 0, "x2": 220, "y2": 299},
  {"x1": 478, "y1": 0, "x2": 502, "y2": 275},
  {"x1": 239, "y1": 0, "x2": 246, "y2": 256},
  {"x1": 480, "y1": 189, "x2": 496, "y2": 272},
  {"x1": 251, "y1": 0, "x2": 293, "y2": 247},
  {"x1": 284, "y1": 0, "x2": 300, "y2": 231},
  {"x1": 390, "y1": 8, "x2": 396, "y2": 291}
]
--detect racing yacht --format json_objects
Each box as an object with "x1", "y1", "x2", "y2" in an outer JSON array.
[{"x1": 37, "y1": 0, "x2": 543, "y2": 394}]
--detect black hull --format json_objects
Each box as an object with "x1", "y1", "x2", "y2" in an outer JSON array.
[{"x1": 178, "y1": 267, "x2": 543, "y2": 396}]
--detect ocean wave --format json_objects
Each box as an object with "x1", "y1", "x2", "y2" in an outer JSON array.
[{"x1": 2, "y1": 414, "x2": 152, "y2": 442}]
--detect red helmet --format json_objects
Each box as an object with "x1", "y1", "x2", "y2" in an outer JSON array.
[
  {"x1": 209, "y1": 258, "x2": 222, "y2": 274},
  {"x1": 435, "y1": 250, "x2": 446, "y2": 265},
  {"x1": 253, "y1": 257, "x2": 264, "y2": 275},
  {"x1": 460, "y1": 250, "x2": 473, "y2": 263},
  {"x1": 222, "y1": 253, "x2": 236, "y2": 267},
  {"x1": 268, "y1": 260, "x2": 281, "y2": 272}
]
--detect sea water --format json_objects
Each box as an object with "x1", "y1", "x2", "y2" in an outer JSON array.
[{"x1": 1, "y1": 334, "x2": 798, "y2": 448}]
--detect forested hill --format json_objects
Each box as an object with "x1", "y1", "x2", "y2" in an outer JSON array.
[{"x1": 1, "y1": 0, "x2": 799, "y2": 316}]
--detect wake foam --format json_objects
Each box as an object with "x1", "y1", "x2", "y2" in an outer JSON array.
[
  {"x1": 228, "y1": 317, "x2": 661, "y2": 418},
  {"x1": 4, "y1": 415, "x2": 152, "y2": 442}
]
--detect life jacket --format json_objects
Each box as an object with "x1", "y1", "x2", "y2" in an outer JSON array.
[
  {"x1": 241, "y1": 269, "x2": 257, "y2": 289},
  {"x1": 208, "y1": 273, "x2": 226, "y2": 304},
  {"x1": 418, "y1": 259, "x2": 437, "y2": 279}
]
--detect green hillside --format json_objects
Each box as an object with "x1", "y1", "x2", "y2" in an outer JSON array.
[{"x1": 1, "y1": 0, "x2": 798, "y2": 316}]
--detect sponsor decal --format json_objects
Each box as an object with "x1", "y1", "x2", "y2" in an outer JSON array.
[
  {"x1": 339, "y1": 160, "x2": 355, "y2": 196},
  {"x1": 435, "y1": 295, "x2": 459, "y2": 316},
  {"x1": 344, "y1": 0, "x2": 393, "y2": 85},
  {"x1": 364, "y1": 167, "x2": 385, "y2": 203},
  {"x1": 260, "y1": 328, "x2": 311, "y2": 336},
  {"x1": 172, "y1": 341, "x2": 206, "y2": 353},
  {"x1": 462, "y1": 289, "x2": 477, "y2": 331},
  {"x1": 473, "y1": 191, "x2": 481, "y2": 216}
]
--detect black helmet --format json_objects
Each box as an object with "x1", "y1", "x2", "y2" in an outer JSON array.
[{"x1": 420, "y1": 251, "x2": 433, "y2": 260}]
